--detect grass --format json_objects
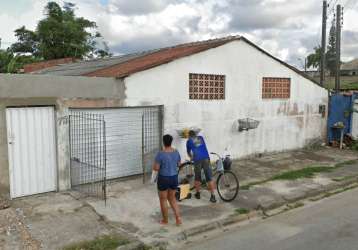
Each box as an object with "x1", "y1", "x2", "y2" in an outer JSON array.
[
  {"x1": 332, "y1": 176, "x2": 354, "y2": 182},
  {"x1": 270, "y1": 166, "x2": 333, "y2": 181},
  {"x1": 350, "y1": 141, "x2": 358, "y2": 151},
  {"x1": 241, "y1": 160, "x2": 358, "y2": 190},
  {"x1": 63, "y1": 235, "x2": 129, "y2": 250},
  {"x1": 235, "y1": 208, "x2": 250, "y2": 214},
  {"x1": 241, "y1": 180, "x2": 267, "y2": 190},
  {"x1": 344, "y1": 82, "x2": 358, "y2": 90},
  {"x1": 335, "y1": 159, "x2": 358, "y2": 168},
  {"x1": 313, "y1": 76, "x2": 358, "y2": 90}
]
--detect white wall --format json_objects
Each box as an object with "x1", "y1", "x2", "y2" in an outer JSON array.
[
  {"x1": 123, "y1": 40, "x2": 328, "y2": 159},
  {"x1": 352, "y1": 100, "x2": 358, "y2": 139}
]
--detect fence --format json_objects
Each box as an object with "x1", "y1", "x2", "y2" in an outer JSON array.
[{"x1": 69, "y1": 112, "x2": 106, "y2": 201}]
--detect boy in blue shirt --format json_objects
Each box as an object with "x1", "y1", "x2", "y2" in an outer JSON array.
[{"x1": 186, "y1": 130, "x2": 216, "y2": 203}]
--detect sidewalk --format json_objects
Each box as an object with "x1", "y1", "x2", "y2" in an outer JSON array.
[
  {"x1": 0, "y1": 147, "x2": 357, "y2": 250},
  {"x1": 86, "y1": 147, "x2": 358, "y2": 248}
]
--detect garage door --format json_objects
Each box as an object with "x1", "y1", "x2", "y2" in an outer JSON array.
[
  {"x1": 353, "y1": 100, "x2": 358, "y2": 138},
  {"x1": 72, "y1": 107, "x2": 162, "y2": 179},
  {"x1": 6, "y1": 107, "x2": 57, "y2": 198}
]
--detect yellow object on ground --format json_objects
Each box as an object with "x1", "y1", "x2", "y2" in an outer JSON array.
[
  {"x1": 183, "y1": 128, "x2": 189, "y2": 139},
  {"x1": 178, "y1": 184, "x2": 190, "y2": 200}
]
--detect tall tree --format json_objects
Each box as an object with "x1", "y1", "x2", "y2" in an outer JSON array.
[
  {"x1": 0, "y1": 49, "x2": 14, "y2": 73},
  {"x1": 11, "y1": 1, "x2": 109, "y2": 60},
  {"x1": 305, "y1": 20, "x2": 337, "y2": 75},
  {"x1": 10, "y1": 26, "x2": 39, "y2": 56},
  {"x1": 326, "y1": 20, "x2": 337, "y2": 76},
  {"x1": 306, "y1": 46, "x2": 321, "y2": 69}
]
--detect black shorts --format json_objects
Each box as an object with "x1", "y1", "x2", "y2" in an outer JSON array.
[
  {"x1": 194, "y1": 159, "x2": 213, "y2": 182},
  {"x1": 157, "y1": 175, "x2": 178, "y2": 191}
]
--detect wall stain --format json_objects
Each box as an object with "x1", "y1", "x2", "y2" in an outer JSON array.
[{"x1": 277, "y1": 102, "x2": 304, "y2": 116}]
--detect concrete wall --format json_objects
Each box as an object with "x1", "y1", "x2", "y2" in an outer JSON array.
[
  {"x1": 123, "y1": 40, "x2": 329, "y2": 159},
  {"x1": 353, "y1": 100, "x2": 358, "y2": 138},
  {"x1": 0, "y1": 74, "x2": 125, "y2": 198},
  {"x1": 0, "y1": 74, "x2": 125, "y2": 99}
]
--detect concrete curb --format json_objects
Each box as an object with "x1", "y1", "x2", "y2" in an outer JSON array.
[
  {"x1": 175, "y1": 178, "x2": 358, "y2": 241},
  {"x1": 177, "y1": 210, "x2": 260, "y2": 240}
]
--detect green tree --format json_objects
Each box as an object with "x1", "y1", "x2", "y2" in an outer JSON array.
[
  {"x1": 11, "y1": 26, "x2": 39, "y2": 56},
  {"x1": 306, "y1": 21, "x2": 337, "y2": 75},
  {"x1": 6, "y1": 55, "x2": 40, "y2": 73},
  {"x1": 0, "y1": 48, "x2": 14, "y2": 73},
  {"x1": 306, "y1": 46, "x2": 321, "y2": 69},
  {"x1": 326, "y1": 20, "x2": 337, "y2": 76},
  {"x1": 11, "y1": 1, "x2": 109, "y2": 60},
  {"x1": 0, "y1": 48, "x2": 39, "y2": 73}
]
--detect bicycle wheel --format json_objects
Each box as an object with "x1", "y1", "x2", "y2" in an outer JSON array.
[
  {"x1": 216, "y1": 170, "x2": 239, "y2": 202},
  {"x1": 178, "y1": 162, "x2": 196, "y2": 190}
]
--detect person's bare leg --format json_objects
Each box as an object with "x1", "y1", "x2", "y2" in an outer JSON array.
[
  {"x1": 195, "y1": 180, "x2": 201, "y2": 193},
  {"x1": 168, "y1": 189, "x2": 182, "y2": 225},
  {"x1": 208, "y1": 179, "x2": 217, "y2": 202},
  {"x1": 159, "y1": 190, "x2": 169, "y2": 224},
  {"x1": 208, "y1": 180, "x2": 216, "y2": 194}
]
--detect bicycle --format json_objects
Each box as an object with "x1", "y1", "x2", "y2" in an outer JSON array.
[{"x1": 178, "y1": 152, "x2": 239, "y2": 202}]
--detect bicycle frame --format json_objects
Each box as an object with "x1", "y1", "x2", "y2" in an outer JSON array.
[
  {"x1": 178, "y1": 151, "x2": 239, "y2": 202},
  {"x1": 210, "y1": 152, "x2": 227, "y2": 175}
]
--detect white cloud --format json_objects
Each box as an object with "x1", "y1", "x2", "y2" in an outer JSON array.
[
  {"x1": 0, "y1": 0, "x2": 47, "y2": 48},
  {"x1": 1, "y1": 0, "x2": 358, "y2": 67}
]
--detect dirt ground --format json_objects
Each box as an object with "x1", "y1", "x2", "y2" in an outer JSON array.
[{"x1": 0, "y1": 193, "x2": 117, "y2": 250}]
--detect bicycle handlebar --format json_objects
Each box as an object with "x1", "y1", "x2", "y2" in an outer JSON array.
[
  {"x1": 179, "y1": 160, "x2": 194, "y2": 169},
  {"x1": 210, "y1": 152, "x2": 231, "y2": 158}
]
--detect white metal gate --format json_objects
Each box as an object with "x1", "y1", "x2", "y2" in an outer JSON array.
[
  {"x1": 352, "y1": 100, "x2": 358, "y2": 138},
  {"x1": 72, "y1": 107, "x2": 162, "y2": 180},
  {"x1": 6, "y1": 107, "x2": 57, "y2": 198}
]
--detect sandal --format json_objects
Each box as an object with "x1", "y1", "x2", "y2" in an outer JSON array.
[{"x1": 159, "y1": 219, "x2": 168, "y2": 225}]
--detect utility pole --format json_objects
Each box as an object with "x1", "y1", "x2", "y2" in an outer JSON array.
[
  {"x1": 320, "y1": 0, "x2": 327, "y2": 87},
  {"x1": 335, "y1": 4, "x2": 342, "y2": 92}
]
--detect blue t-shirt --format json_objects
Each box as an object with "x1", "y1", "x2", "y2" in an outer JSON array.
[
  {"x1": 155, "y1": 150, "x2": 181, "y2": 177},
  {"x1": 186, "y1": 136, "x2": 210, "y2": 163}
]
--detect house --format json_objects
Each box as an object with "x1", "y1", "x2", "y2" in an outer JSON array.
[
  {"x1": 0, "y1": 36, "x2": 328, "y2": 199},
  {"x1": 341, "y1": 59, "x2": 358, "y2": 76}
]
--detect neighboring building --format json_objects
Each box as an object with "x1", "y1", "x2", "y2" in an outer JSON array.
[
  {"x1": 341, "y1": 59, "x2": 358, "y2": 76},
  {"x1": 303, "y1": 70, "x2": 331, "y2": 78},
  {"x1": 302, "y1": 58, "x2": 358, "y2": 77},
  {"x1": 303, "y1": 70, "x2": 320, "y2": 78},
  {"x1": 0, "y1": 36, "x2": 328, "y2": 199}
]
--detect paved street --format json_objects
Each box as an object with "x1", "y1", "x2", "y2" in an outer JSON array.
[{"x1": 185, "y1": 187, "x2": 358, "y2": 250}]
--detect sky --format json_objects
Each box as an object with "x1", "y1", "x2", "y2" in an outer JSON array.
[{"x1": 0, "y1": 0, "x2": 357, "y2": 68}]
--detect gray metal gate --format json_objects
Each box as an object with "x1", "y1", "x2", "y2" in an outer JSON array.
[
  {"x1": 69, "y1": 112, "x2": 106, "y2": 201},
  {"x1": 71, "y1": 106, "x2": 163, "y2": 182},
  {"x1": 142, "y1": 106, "x2": 163, "y2": 183}
]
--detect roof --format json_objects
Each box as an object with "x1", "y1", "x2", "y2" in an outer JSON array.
[
  {"x1": 32, "y1": 35, "x2": 320, "y2": 86},
  {"x1": 31, "y1": 52, "x2": 154, "y2": 76},
  {"x1": 23, "y1": 58, "x2": 76, "y2": 73},
  {"x1": 341, "y1": 59, "x2": 358, "y2": 71},
  {"x1": 32, "y1": 36, "x2": 239, "y2": 77}
]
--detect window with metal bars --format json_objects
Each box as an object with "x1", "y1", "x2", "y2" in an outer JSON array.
[
  {"x1": 189, "y1": 73, "x2": 225, "y2": 100},
  {"x1": 262, "y1": 77, "x2": 291, "y2": 99}
]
